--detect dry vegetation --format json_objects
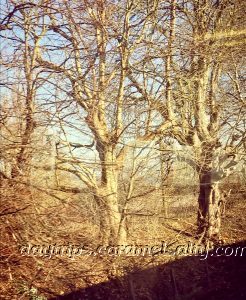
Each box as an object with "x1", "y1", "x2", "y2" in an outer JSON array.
[{"x1": 0, "y1": 176, "x2": 245, "y2": 299}]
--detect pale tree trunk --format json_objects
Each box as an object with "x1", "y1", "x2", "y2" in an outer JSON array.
[
  {"x1": 197, "y1": 171, "x2": 222, "y2": 240},
  {"x1": 196, "y1": 144, "x2": 238, "y2": 240},
  {"x1": 96, "y1": 143, "x2": 127, "y2": 245}
]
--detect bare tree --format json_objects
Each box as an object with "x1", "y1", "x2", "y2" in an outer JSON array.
[
  {"x1": 29, "y1": 0, "x2": 157, "y2": 244},
  {"x1": 128, "y1": 0, "x2": 245, "y2": 240},
  {"x1": 0, "y1": 1, "x2": 50, "y2": 182}
]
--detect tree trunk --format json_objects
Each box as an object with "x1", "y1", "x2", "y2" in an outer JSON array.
[
  {"x1": 96, "y1": 144, "x2": 127, "y2": 245},
  {"x1": 197, "y1": 171, "x2": 222, "y2": 240}
]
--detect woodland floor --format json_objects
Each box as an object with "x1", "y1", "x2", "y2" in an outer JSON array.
[{"x1": 0, "y1": 193, "x2": 245, "y2": 300}]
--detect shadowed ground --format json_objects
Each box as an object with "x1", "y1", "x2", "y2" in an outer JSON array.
[{"x1": 50, "y1": 241, "x2": 246, "y2": 300}]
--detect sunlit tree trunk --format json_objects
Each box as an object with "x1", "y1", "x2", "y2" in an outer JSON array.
[
  {"x1": 95, "y1": 143, "x2": 127, "y2": 244},
  {"x1": 197, "y1": 170, "x2": 222, "y2": 240}
]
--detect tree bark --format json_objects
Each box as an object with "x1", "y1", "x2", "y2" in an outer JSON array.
[
  {"x1": 197, "y1": 171, "x2": 222, "y2": 240},
  {"x1": 95, "y1": 143, "x2": 127, "y2": 245}
]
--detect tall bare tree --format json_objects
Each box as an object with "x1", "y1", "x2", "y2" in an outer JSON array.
[
  {"x1": 128, "y1": 0, "x2": 245, "y2": 239},
  {"x1": 32, "y1": 0, "x2": 157, "y2": 244},
  {"x1": 0, "y1": 1, "x2": 49, "y2": 182}
]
